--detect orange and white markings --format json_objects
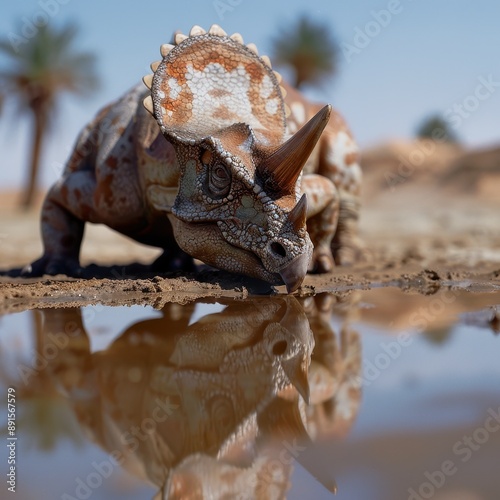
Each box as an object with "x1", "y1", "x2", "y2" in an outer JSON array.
[
  {"x1": 291, "y1": 101, "x2": 306, "y2": 124},
  {"x1": 167, "y1": 77, "x2": 181, "y2": 99},
  {"x1": 325, "y1": 130, "x2": 360, "y2": 185},
  {"x1": 184, "y1": 63, "x2": 272, "y2": 132},
  {"x1": 260, "y1": 74, "x2": 280, "y2": 115}
]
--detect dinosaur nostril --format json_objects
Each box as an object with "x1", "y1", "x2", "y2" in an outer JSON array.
[{"x1": 270, "y1": 241, "x2": 287, "y2": 258}]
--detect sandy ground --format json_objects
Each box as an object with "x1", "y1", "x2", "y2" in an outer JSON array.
[{"x1": 1, "y1": 142, "x2": 499, "y2": 314}]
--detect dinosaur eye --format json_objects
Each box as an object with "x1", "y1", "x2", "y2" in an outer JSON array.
[{"x1": 208, "y1": 163, "x2": 231, "y2": 198}]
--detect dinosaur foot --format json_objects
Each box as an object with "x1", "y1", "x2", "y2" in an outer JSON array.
[
  {"x1": 7, "y1": 256, "x2": 84, "y2": 278},
  {"x1": 333, "y1": 235, "x2": 366, "y2": 266},
  {"x1": 310, "y1": 247, "x2": 335, "y2": 274}
]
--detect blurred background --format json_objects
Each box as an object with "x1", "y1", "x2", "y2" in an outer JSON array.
[
  {"x1": 1, "y1": 0, "x2": 499, "y2": 208},
  {"x1": 1, "y1": 4, "x2": 500, "y2": 498}
]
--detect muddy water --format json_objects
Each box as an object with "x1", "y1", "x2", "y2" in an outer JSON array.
[{"x1": 0, "y1": 288, "x2": 499, "y2": 500}]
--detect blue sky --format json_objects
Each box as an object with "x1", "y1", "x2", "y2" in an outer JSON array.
[{"x1": 1, "y1": 0, "x2": 499, "y2": 189}]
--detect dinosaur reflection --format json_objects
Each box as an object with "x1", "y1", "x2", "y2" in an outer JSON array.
[{"x1": 34, "y1": 294, "x2": 361, "y2": 499}]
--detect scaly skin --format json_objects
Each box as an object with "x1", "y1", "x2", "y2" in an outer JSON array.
[
  {"x1": 24, "y1": 24, "x2": 362, "y2": 292},
  {"x1": 35, "y1": 294, "x2": 360, "y2": 497},
  {"x1": 37, "y1": 297, "x2": 315, "y2": 498}
]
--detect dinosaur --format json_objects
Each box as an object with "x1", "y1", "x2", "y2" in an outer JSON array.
[
  {"x1": 23, "y1": 24, "x2": 362, "y2": 293},
  {"x1": 31, "y1": 294, "x2": 360, "y2": 498}
]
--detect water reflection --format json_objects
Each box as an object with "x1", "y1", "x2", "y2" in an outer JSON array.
[{"x1": 13, "y1": 295, "x2": 360, "y2": 498}]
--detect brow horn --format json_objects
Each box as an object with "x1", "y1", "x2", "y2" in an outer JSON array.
[{"x1": 262, "y1": 105, "x2": 332, "y2": 194}]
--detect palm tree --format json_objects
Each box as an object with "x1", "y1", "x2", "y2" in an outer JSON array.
[
  {"x1": 0, "y1": 22, "x2": 99, "y2": 208},
  {"x1": 416, "y1": 114, "x2": 459, "y2": 144},
  {"x1": 0, "y1": 311, "x2": 85, "y2": 450},
  {"x1": 270, "y1": 15, "x2": 338, "y2": 90}
]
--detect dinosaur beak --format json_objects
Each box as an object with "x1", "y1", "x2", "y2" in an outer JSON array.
[{"x1": 279, "y1": 251, "x2": 311, "y2": 293}]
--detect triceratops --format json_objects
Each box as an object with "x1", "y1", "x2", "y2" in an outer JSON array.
[
  {"x1": 24, "y1": 24, "x2": 362, "y2": 292},
  {"x1": 32, "y1": 295, "x2": 361, "y2": 498}
]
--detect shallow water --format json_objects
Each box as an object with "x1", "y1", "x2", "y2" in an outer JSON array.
[{"x1": 0, "y1": 287, "x2": 499, "y2": 500}]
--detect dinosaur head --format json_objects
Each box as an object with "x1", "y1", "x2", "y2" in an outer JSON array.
[{"x1": 143, "y1": 25, "x2": 331, "y2": 292}]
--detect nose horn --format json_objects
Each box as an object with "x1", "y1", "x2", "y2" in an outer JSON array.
[
  {"x1": 282, "y1": 357, "x2": 311, "y2": 404},
  {"x1": 262, "y1": 105, "x2": 332, "y2": 194},
  {"x1": 288, "y1": 193, "x2": 308, "y2": 232}
]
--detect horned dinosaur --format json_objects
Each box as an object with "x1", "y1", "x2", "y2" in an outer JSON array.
[
  {"x1": 23, "y1": 24, "x2": 362, "y2": 292},
  {"x1": 34, "y1": 294, "x2": 360, "y2": 497}
]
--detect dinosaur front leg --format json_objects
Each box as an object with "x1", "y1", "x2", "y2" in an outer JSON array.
[
  {"x1": 302, "y1": 174, "x2": 340, "y2": 273},
  {"x1": 24, "y1": 172, "x2": 96, "y2": 277},
  {"x1": 318, "y1": 128, "x2": 363, "y2": 266},
  {"x1": 332, "y1": 193, "x2": 363, "y2": 266}
]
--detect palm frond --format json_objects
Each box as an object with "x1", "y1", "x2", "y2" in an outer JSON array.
[
  {"x1": 0, "y1": 20, "x2": 100, "y2": 207},
  {"x1": 271, "y1": 15, "x2": 338, "y2": 89}
]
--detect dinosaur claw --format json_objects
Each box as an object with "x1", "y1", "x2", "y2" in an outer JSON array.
[{"x1": 20, "y1": 256, "x2": 82, "y2": 278}]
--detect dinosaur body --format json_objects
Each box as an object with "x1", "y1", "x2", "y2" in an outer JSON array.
[
  {"x1": 37, "y1": 294, "x2": 360, "y2": 497},
  {"x1": 26, "y1": 25, "x2": 362, "y2": 292}
]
